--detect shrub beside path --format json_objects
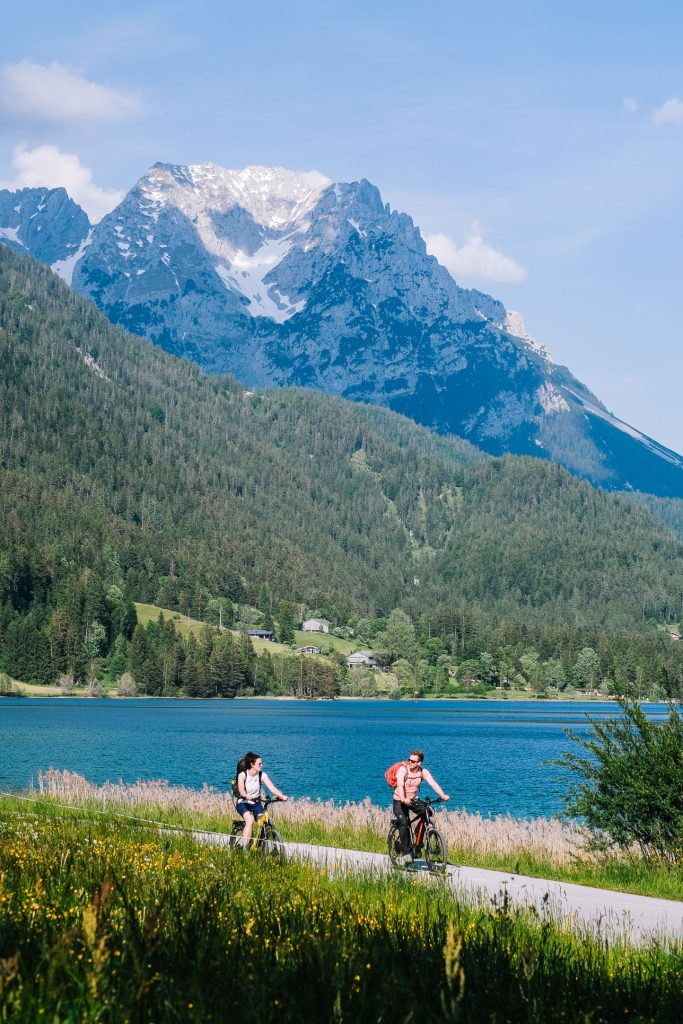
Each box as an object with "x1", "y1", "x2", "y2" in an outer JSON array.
[{"x1": 191, "y1": 829, "x2": 683, "y2": 946}]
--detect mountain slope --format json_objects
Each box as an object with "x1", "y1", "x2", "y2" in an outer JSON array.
[
  {"x1": 2, "y1": 166, "x2": 682, "y2": 498},
  {"x1": 1, "y1": 244, "x2": 683, "y2": 635}
]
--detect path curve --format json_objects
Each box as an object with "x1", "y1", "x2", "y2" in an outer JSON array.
[{"x1": 190, "y1": 830, "x2": 683, "y2": 946}]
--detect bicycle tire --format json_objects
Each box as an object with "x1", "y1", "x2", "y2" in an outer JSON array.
[
  {"x1": 424, "y1": 826, "x2": 447, "y2": 874},
  {"x1": 259, "y1": 823, "x2": 284, "y2": 861},
  {"x1": 228, "y1": 820, "x2": 244, "y2": 849},
  {"x1": 387, "y1": 822, "x2": 403, "y2": 868}
]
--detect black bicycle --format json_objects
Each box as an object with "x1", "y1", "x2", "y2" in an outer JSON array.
[
  {"x1": 387, "y1": 796, "x2": 448, "y2": 874},
  {"x1": 229, "y1": 795, "x2": 284, "y2": 860}
]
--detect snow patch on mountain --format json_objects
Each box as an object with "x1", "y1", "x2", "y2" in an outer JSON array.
[
  {"x1": 52, "y1": 230, "x2": 93, "y2": 285},
  {"x1": 0, "y1": 226, "x2": 24, "y2": 246},
  {"x1": 215, "y1": 235, "x2": 305, "y2": 321}
]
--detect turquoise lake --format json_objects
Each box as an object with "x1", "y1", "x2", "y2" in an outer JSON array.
[{"x1": 0, "y1": 698, "x2": 667, "y2": 819}]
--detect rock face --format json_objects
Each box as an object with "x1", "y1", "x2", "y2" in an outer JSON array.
[
  {"x1": 0, "y1": 188, "x2": 91, "y2": 280},
  {"x1": 2, "y1": 164, "x2": 683, "y2": 497}
]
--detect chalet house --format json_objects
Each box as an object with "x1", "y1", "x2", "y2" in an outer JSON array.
[
  {"x1": 295, "y1": 645, "x2": 321, "y2": 655},
  {"x1": 301, "y1": 617, "x2": 331, "y2": 634},
  {"x1": 346, "y1": 651, "x2": 377, "y2": 669},
  {"x1": 247, "y1": 630, "x2": 274, "y2": 640}
]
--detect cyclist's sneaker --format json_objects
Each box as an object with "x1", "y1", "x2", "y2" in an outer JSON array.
[{"x1": 400, "y1": 853, "x2": 414, "y2": 866}]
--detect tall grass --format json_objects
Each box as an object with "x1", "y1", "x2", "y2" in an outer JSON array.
[
  {"x1": 31, "y1": 770, "x2": 683, "y2": 901},
  {"x1": 35, "y1": 768, "x2": 584, "y2": 860},
  {"x1": 1, "y1": 801, "x2": 682, "y2": 1023}
]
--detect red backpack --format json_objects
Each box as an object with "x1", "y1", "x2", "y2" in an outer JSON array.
[{"x1": 384, "y1": 761, "x2": 408, "y2": 788}]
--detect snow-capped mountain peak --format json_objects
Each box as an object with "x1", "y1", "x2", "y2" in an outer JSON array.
[
  {"x1": 141, "y1": 162, "x2": 331, "y2": 233},
  {"x1": 3, "y1": 163, "x2": 683, "y2": 498},
  {"x1": 116, "y1": 162, "x2": 335, "y2": 322}
]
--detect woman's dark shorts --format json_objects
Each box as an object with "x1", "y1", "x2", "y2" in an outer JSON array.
[{"x1": 236, "y1": 800, "x2": 265, "y2": 819}]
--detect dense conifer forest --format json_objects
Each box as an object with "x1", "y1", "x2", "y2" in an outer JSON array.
[{"x1": 1, "y1": 245, "x2": 682, "y2": 696}]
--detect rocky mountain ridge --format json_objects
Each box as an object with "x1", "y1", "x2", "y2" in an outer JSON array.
[{"x1": 2, "y1": 164, "x2": 682, "y2": 498}]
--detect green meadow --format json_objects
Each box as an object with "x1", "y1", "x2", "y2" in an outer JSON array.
[{"x1": 1, "y1": 796, "x2": 682, "y2": 1023}]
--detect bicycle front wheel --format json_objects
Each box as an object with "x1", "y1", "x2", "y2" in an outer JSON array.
[
  {"x1": 259, "y1": 824, "x2": 284, "y2": 861},
  {"x1": 387, "y1": 822, "x2": 403, "y2": 869},
  {"x1": 424, "y1": 826, "x2": 447, "y2": 874}
]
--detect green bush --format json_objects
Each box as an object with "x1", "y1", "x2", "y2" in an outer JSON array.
[{"x1": 557, "y1": 699, "x2": 683, "y2": 861}]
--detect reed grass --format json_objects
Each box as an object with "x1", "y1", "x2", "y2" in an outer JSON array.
[
  {"x1": 30, "y1": 769, "x2": 683, "y2": 901},
  {"x1": 1, "y1": 800, "x2": 682, "y2": 1023}
]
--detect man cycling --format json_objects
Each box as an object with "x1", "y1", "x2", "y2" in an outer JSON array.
[{"x1": 393, "y1": 749, "x2": 448, "y2": 865}]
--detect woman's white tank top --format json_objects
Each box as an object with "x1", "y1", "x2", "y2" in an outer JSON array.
[{"x1": 243, "y1": 771, "x2": 261, "y2": 801}]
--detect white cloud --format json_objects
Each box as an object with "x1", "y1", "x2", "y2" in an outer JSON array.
[
  {"x1": 425, "y1": 222, "x2": 527, "y2": 284},
  {"x1": 652, "y1": 97, "x2": 683, "y2": 125},
  {"x1": 622, "y1": 97, "x2": 639, "y2": 114},
  {"x1": 0, "y1": 60, "x2": 142, "y2": 123},
  {"x1": 0, "y1": 144, "x2": 123, "y2": 222}
]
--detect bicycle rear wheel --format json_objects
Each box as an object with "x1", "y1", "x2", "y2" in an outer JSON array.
[
  {"x1": 387, "y1": 822, "x2": 403, "y2": 868},
  {"x1": 424, "y1": 826, "x2": 447, "y2": 874},
  {"x1": 259, "y1": 823, "x2": 284, "y2": 861},
  {"x1": 228, "y1": 820, "x2": 244, "y2": 849}
]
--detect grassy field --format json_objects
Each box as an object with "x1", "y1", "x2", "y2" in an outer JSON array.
[
  {"x1": 1, "y1": 795, "x2": 682, "y2": 1023},
  {"x1": 0, "y1": 677, "x2": 63, "y2": 696},
  {"x1": 134, "y1": 602, "x2": 294, "y2": 655},
  {"x1": 135, "y1": 603, "x2": 358, "y2": 659},
  {"x1": 293, "y1": 629, "x2": 357, "y2": 655},
  {"x1": 32, "y1": 770, "x2": 683, "y2": 903}
]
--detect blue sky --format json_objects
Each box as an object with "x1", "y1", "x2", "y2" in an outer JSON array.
[{"x1": 1, "y1": 0, "x2": 682, "y2": 452}]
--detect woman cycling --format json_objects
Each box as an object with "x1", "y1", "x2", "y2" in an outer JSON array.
[{"x1": 235, "y1": 751, "x2": 288, "y2": 848}]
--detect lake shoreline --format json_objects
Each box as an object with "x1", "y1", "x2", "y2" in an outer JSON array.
[{"x1": 1, "y1": 689, "x2": 620, "y2": 703}]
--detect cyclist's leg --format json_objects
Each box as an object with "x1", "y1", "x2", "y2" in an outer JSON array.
[
  {"x1": 249, "y1": 802, "x2": 266, "y2": 847},
  {"x1": 236, "y1": 800, "x2": 257, "y2": 847},
  {"x1": 392, "y1": 800, "x2": 412, "y2": 855},
  {"x1": 414, "y1": 802, "x2": 428, "y2": 851},
  {"x1": 241, "y1": 810, "x2": 255, "y2": 846}
]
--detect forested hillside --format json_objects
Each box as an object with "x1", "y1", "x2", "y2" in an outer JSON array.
[
  {"x1": 1, "y1": 246, "x2": 682, "y2": 692},
  {"x1": 634, "y1": 494, "x2": 683, "y2": 544}
]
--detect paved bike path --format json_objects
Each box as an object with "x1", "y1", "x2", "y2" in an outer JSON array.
[{"x1": 191, "y1": 830, "x2": 683, "y2": 946}]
